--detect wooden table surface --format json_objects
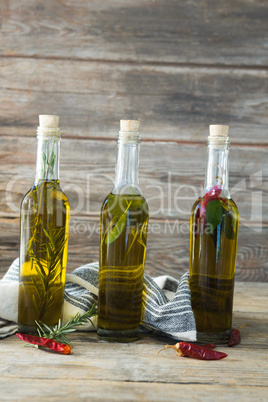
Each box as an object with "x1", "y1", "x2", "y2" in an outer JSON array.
[{"x1": 0, "y1": 282, "x2": 267, "y2": 401}]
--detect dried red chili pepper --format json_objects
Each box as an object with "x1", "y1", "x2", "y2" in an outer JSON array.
[
  {"x1": 202, "y1": 343, "x2": 216, "y2": 349},
  {"x1": 200, "y1": 185, "x2": 222, "y2": 216},
  {"x1": 158, "y1": 342, "x2": 227, "y2": 360},
  {"x1": 17, "y1": 333, "x2": 72, "y2": 354},
  {"x1": 227, "y1": 324, "x2": 250, "y2": 347}
]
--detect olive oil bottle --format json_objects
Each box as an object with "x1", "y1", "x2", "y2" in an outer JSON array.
[
  {"x1": 189, "y1": 125, "x2": 239, "y2": 343},
  {"x1": 18, "y1": 115, "x2": 70, "y2": 333},
  {"x1": 98, "y1": 120, "x2": 149, "y2": 342}
]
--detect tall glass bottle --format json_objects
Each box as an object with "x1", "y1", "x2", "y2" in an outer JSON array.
[
  {"x1": 97, "y1": 120, "x2": 149, "y2": 342},
  {"x1": 189, "y1": 125, "x2": 239, "y2": 343},
  {"x1": 18, "y1": 115, "x2": 70, "y2": 334}
]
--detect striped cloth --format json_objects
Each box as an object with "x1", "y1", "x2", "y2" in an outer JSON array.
[{"x1": 0, "y1": 258, "x2": 196, "y2": 341}]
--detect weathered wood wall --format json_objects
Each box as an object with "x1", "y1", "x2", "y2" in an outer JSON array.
[{"x1": 0, "y1": 0, "x2": 267, "y2": 281}]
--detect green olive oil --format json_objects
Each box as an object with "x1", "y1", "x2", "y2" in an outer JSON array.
[
  {"x1": 98, "y1": 193, "x2": 148, "y2": 341},
  {"x1": 189, "y1": 197, "x2": 239, "y2": 342},
  {"x1": 18, "y1": 180, "x2": 70, "y2": 332}
]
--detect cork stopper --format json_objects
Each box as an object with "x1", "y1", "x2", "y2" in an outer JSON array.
[
  {"x1": 209, "y1": 125, "x2": 229, "y2": 137},
  {"x1": 120, "y1": 120, "x2": 140, "y2": 132},
  {"x1": 208, "y1": 124, "x2": 230, "y2": 147},
  {"x1": 37, "y1": 115, "x2": 61, "y2": 138},
  {"x1": 39, "y1": 115, "x2": 59, "y2": 128},
  {"x1": 118, "y1": 120, "x2": 140, "y2": 143}
]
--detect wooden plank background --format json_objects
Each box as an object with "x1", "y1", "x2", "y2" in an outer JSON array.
[{"x1": 0, "y1": 0, "x2": 267, "y2": 281}]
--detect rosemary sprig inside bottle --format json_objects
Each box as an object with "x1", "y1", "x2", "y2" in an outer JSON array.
[{"x1": 42, "y1": 140, "x2": 56, "y2": 180}]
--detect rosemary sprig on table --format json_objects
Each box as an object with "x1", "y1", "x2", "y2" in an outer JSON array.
[{"x1": 35, "y1": 303, "x2": 97, "y2": 346}]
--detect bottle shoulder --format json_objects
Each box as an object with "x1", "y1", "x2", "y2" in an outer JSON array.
[
  {"x1": 191, "y1": 196, "x2": 238, "y2": 217},
  {"x1": 101, "y1": 192, "x2": 149, "y2": 216},
  {"x1": 191, "y1": 197, "x2": 201, "y2": 214},
  {"x1": 112, "y1": 183, "x2": 143, "y2": 196},
  {"x1": 21, "y1": 180, "x2": 69, "y2": 209},
  {"x1": 221, "y1": 197, "x2": 239, "y2": 217}
]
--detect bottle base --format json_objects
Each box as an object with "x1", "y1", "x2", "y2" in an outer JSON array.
[
  {"x1": 18, "y1": 323, "x2": 40, "y2": 334},
  {"x1": 196, "y1": 329, "x2": 231, "y2": 344},
  {"x1": 17, "y1": 323, "x2": 54, "y2": 335},
  {"x1": 97, "y1": 327, "x2": 139, "y2": 343}
]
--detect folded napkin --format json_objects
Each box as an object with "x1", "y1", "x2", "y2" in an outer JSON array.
[{"x1": 0, "y1": 258, "x2": 196, "y2": 341}]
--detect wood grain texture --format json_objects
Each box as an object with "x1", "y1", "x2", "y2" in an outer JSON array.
[
  {"x1": 0, "y1": 282, "x2": 267, "y2": 401},
  {"x1": 0, "y1": 136, "x2": 267, "y2": 280},
  {"x1": 0, "y1": 380, "x2": 266, "y2": 402},
  {"x1": 0, "y1": 58, "x2": 267, "y2": 142},
  {"x1": 1, "y1": 0, "x2": 268, "y2": 66},
  {"x1": 0, "y1": 137, "x2": 267, "y2": 220},
  {"x1": 1, "y1": 215, "x2": 267, "y2": 282},
  {"x1": 0, "y1": 0, "x2": 267, "y2": 283}
]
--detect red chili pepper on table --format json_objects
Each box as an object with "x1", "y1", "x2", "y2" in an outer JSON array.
[
  {"x1": 17, "y1": 333, "x2": 72, "y2": 354},
  {"x1": 227, "y1": 324, "x2": 250, "y2": 347},
  {"x1": 202, "y1": 343, "x2": 216, "y2": 349},
  {"x1": 158, "y1": 342, "x2": 228, "y2": 360}
]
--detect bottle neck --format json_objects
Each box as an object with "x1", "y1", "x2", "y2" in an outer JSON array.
[
  {"x1": 204, "y1": 141, "x2": 230, "y2": 196},
  {"x1": 113, "y1": 138, "x2": 140, "y2": 195},
  {"x1": 35, "y1": 137, "x2": 60, "y2": 182}
]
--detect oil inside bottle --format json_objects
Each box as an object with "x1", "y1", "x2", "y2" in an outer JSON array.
[
  {"x1": 18, "y1": 180, "x2": 70, "y2": 334},
  {"x1": 98, "y1": 193, "x2": 148, "y2": 342},
  {"x1": 189, "y1": 197, "x2": 239, "y2": 343}
]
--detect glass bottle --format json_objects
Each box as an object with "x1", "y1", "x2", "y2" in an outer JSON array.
[
  {"x1": 97, "y1": 120, "x2": 149, "y2": 342},
  {"x1": 18, "y1": 115, "x2": 70, "y2": 334},
  {"x1": 189, "y1": 125, "x2": 239, "y2": 343}
]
